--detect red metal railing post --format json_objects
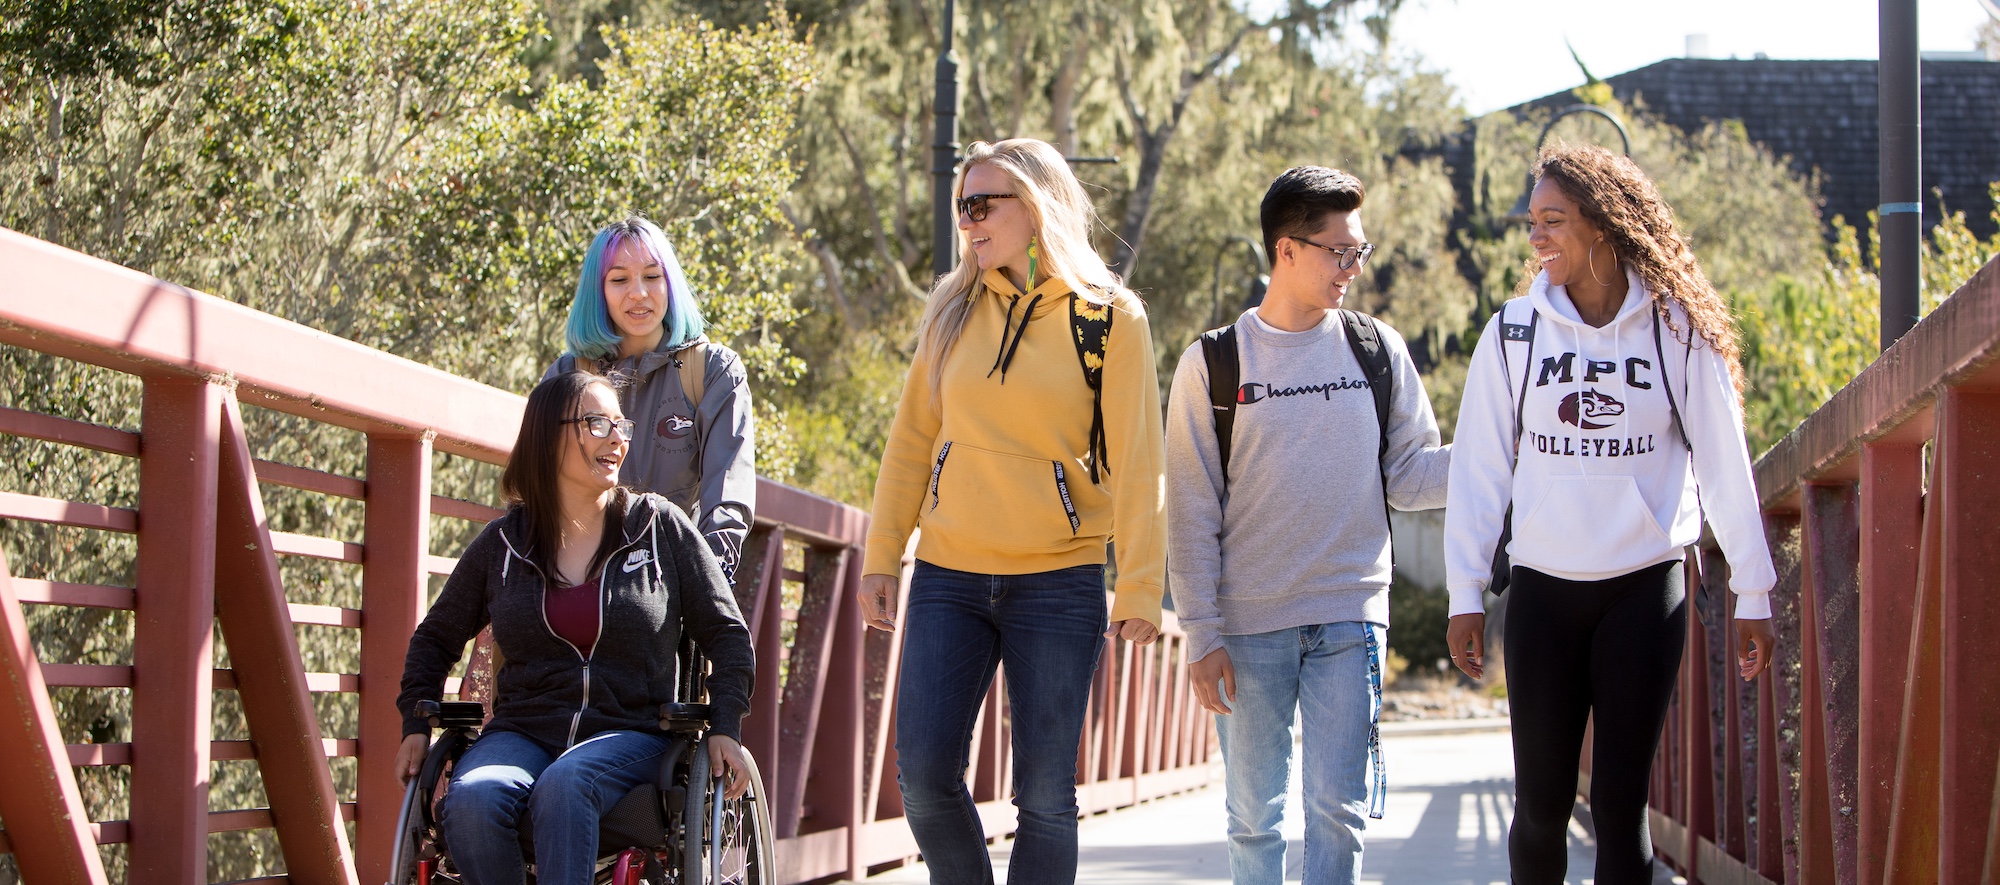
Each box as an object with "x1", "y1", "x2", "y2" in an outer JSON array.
[
  {"x1": 1857, "y1": 441, "x2": 1923, "y2": 884},
  {"x1": 1680, "y1": 565, "x2": 1714, "y2": 882},
  {"x1": 1793, "y1": 505, "x2": 1838, "y2": 884},
  {"x1": 774, "y1": 547, "x2": 852, "y2": 838},
  {"x1": 214, "y1": 394, "x2": 358, "y2": 884},
  {"x1": 0, "y1": 549, "x2": 110, "y2": 884},
  {"x1": 356, "y1": 433, "x2": 434, "y2": 885},
  {"x1": 1802, "y1": 481, "x2": 1861, "y2": 883},
  {"x1": 130, "y1": 376, "x2": 223, "y2": 883},
  {"x1": 1883, "y1": 418, "x2": 1945, "y2": 885},
  {"x1": 1937, "y1": 388, "x2": 2000, "y2": 882}
]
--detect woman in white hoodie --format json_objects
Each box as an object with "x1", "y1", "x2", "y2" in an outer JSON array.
[{"x1": 1441, "y1": 144, "x2": 1776, "y2": 885}]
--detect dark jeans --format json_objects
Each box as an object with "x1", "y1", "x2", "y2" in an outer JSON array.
[
  {"x1": 894, "y1": 561, "x2": 1109, "y2": 885},
  {"x1": 1504, "y1": 560, "x2": 1687, "y2": 885}
]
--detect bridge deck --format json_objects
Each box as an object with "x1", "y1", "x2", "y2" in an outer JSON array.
[{"x1": 845, "y1": 726, "x2": 1683, "y2": 884}]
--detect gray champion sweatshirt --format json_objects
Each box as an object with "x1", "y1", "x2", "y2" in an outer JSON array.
[{"x1": 1165, "y1": 308, "x2": 1451, "y2": 663}]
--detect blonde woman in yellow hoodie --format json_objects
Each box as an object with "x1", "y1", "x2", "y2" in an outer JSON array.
[{"x1": 855, "y1": 138, "x2": 1167, "y2": 884}]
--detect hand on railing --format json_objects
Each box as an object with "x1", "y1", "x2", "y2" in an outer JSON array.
[
  {"x1": 1446, "y1": 613, "x2": 1486, "y2": 680},
  {"x1": 1736, "y1": 617, "x2": 1775, "y2": 681},
  {"x1": 857, "y1": 573, "x2": 898, "y2": 631}
]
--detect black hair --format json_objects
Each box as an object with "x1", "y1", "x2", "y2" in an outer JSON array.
[
  {"x1": 501, "y1": 371, "x2": 629, "y2": 585},
  {"x1": 1259, "y1": 166, "x2": 1368, "y2": 262}
]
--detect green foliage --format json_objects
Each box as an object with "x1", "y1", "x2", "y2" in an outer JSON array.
[
  {"x1": 0, "y1": 2, "x2": 811, "y2": 880},
  {"x1": 1735, "y1": 188, "x2": 2000, "y2": 455},
  {"x1": 1386, "y1": 571, "x2": 1450, "y2": 674}
]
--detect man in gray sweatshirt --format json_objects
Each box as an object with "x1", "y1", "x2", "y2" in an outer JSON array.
[{"x1": 1165, "y1": 166, "x2": 1450, "y2": 885}]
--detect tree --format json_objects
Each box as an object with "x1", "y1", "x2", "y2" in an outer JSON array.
[{"x1": 0, "y1": 4, "x2": 811, "y2": 879}]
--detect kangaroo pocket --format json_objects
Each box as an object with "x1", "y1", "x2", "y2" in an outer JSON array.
[
  {"x1": 922, "y1": 441, "x2": 1106, "y2": 551},
  {"x1": 1513, "y1": 474, "x2": 1673, "y2": 576}
]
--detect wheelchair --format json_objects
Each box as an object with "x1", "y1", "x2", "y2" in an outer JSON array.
[{"x1": 384, "y1": 648, "x2": 776, "y2": 885}]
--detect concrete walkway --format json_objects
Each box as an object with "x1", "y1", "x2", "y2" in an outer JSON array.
[{"x1": 845, "y1": 726, "x2": 1682, "y2": 884}]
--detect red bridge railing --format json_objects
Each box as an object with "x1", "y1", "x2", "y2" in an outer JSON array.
[
  {"x1": 0, "y1": 227, "x2": 1213, "y2": 885},
  {"x1": 1631, "y1": 254, "x2": 2000, "y2": 885}
]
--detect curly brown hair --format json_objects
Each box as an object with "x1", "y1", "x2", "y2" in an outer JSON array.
[{"x1": 1516, "y1": 143, "x2": 1745, "y2": 394}]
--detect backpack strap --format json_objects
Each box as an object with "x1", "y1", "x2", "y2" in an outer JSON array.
[
  {"x1": 1338, "y1": 309, "x2": 1397, "y2": 565},
  {"x1": 676, "y1": 340, "x2": 709, "y2": 411},
  {"x1": 1487, "y1": 300, "x2": 1540, "y2": 596},
  {"x1": 1497, "y1": 302, "x2": 1539, "y2": 461},
  {"x1": 1069, "y1": 294, "x2": 1114, "y2": 483},
  {"x1": 1337, "y1": 309, "x2": 1394, "y2": 464},
  {"x1": 1198, "y1": 324, "x2": 1240, "y2": 489},
  {"x1": 1650, "y1": 310, "x2": 1693, "y2": 455}
]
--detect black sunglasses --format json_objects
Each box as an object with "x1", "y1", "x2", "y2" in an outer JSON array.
[
  {"x1": 1289, "y1": 236, "x2": 1376, "y2": 270},
  {"x1": 562, "y1": 415, "x2": 636, "y2": 439},
  {"x1": 956, "y1": 192, "x2": 1018, "y2": 223}
]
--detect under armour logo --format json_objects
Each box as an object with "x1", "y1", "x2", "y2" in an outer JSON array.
[
  {"x1": 622, "y1": 549, "x2": 654, "y2": 573},
  {"x1": 1502, "y1": 323, "x2": 1533, "y2": 341}
]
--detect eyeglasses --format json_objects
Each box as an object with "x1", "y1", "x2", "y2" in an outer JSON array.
[
  {"x1": 1289, "y1": 236, "x2": 1376, "y2": 270},
  {"x1": 562, "y1": 415, "x2": 636, "y2": 439},
  {"x1": 956, "y1": 193, "x2": 1018, "y2": 223}
]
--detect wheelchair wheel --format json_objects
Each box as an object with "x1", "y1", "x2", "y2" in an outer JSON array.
[
  {"x1": 385, "y1": 731, "x2": 474, "y2": 885},
  {"x1": 704, "y1": 748, "x2": 775, "y2": 885},
  {"x1": 679, "y1": 741, "x2": 710, "y2": 885},
  {"x1": 385, "y1": 776, "x2": 424, "y2": 885}
]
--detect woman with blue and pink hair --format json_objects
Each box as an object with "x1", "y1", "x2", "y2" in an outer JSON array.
[{"x1": 545, "y1": 216, "x2": 756, "y2": 578}]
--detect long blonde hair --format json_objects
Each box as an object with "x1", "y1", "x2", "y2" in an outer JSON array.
[{"x1": 914, "y1": 138, "x2": 1125, "y2": 398}]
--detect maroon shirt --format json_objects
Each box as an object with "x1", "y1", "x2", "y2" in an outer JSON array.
[{"x1": 544, "y1": 575, "x2": 602, "y2": 658}]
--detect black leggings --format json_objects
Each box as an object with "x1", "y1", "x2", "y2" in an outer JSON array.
[{"x1": 1504, "y1": 560, "x2": 1686, "y2": 885}]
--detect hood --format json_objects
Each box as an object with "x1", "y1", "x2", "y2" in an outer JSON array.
[
  {"x1": 1527, "y1": 267, "x2": 1654, "y2": 334},
  {"x1": 492, "y1": 491, "x2": 680, "y2": 583},
  {"x1": 594, "y1": 333, "x2": 711, "y2": 381},
  {"x1": 981, "y1": 268, "x2": 1077, "y2": 314}
]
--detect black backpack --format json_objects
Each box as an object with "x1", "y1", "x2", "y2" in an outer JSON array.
[{"x1": 1199, "y1": 309, "x2": 1397, "y2": 555}]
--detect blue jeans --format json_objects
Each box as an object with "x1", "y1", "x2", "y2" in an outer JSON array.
[
  {"x1": 894, "y1": 561, "x2": 1108, "y2": 885},
  {"x1": 437, "y1": 728, "x2": 673, "y2": 885},
  {"x1": 1214, "y1": 622, "x2": 1386, "y2": 885}
]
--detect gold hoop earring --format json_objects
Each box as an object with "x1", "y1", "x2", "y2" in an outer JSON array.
[{"x1": 1588, "y1": 241, "x2": 1619, "y2": 287}]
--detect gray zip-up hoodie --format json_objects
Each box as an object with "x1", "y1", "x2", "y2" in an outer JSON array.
[
  {"x1": 398, "y1": 491, "x2": 754, "y2": 751},
  {"x1": 547, "y1": 335, "x2": 756, "y2": 576}
]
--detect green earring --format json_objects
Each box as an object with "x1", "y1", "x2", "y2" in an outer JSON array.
[{"x1": 1027, "y1": 237, "x2": 1039, "y2": 290}]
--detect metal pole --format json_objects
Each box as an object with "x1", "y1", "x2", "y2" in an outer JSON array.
[
  {"x1": 1879, "y1": 0, "x2": 1921, "y2": 349},
  {"x1": 931, "y1": 0, "x2": 961, "y2": 281}
]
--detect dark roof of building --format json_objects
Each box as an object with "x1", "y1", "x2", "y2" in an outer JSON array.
[{"x1": 1508, "y1": 58, "x2": 2000, "y2": 239}]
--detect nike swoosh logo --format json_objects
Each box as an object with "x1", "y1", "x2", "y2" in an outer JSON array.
[{"x1": 623, "y1": 556, "x2": 650, "y2": 574}]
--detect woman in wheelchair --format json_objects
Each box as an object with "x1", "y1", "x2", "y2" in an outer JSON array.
[{"x1": 395, "y1": 370, "x2": 756, "y2": 885}]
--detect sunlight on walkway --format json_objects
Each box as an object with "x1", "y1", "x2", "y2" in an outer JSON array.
[{"x1": 846, "y1": 728, "x2": 1685, "y2": 884}]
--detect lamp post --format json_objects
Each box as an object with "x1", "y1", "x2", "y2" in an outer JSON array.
[
  {"x1": 929, "y1": 2, "x2": 1121, "y2": 283},
  {"x1": 1504, "y1": 104, "x2": 1633, "y2": 224},
  {"x1": 931, "y1": 0, "x2": 961, "y2": 281},
  {"x1": 1210, "y1": 236, "x2": 1269, "y2": 328},
  {"x1": 1878, "y1": 0, "x2": 1920, "y2": 349}
]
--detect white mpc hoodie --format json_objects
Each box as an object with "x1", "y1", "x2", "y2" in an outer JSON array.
[{"x1": 1443, "y1": 270, "x2": 1776, "y2": 620}]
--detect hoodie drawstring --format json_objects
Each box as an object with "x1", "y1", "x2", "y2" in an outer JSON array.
[
  {"x1": 987, "y1": 294, "x2": 1021, "y2": 378},
  {"x1": 986, "y1": 293, "x2": 1043, "y2": 383}
]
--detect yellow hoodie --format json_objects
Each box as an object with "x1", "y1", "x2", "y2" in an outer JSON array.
[{"x1": 862, "y1": 270, "x2": 1167, "y2": 626}]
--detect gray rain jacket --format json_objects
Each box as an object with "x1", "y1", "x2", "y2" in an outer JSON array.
[
  {"x1": 397, "y1": 491, "x2": 754, "y2": 750},
  {"x1": 547, "y1": 335, "x2": 756, "y2": 577}
]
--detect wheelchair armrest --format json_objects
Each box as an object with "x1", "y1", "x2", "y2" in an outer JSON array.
[
  {"x1": 660, "y1": 702, "x2": 712, "y2": 733},
  {"x1": 423, "y1": 700, "x2": 487, "y2": 730}
]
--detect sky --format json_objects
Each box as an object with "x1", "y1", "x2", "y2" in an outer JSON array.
[{"x1": 1341, "y1": 0, "x2": 1999, "y2": 114}]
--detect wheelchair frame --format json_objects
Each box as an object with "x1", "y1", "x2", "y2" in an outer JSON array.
[{"x1": 384, "y1": 645, "x2": 776, "y2": 885}]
